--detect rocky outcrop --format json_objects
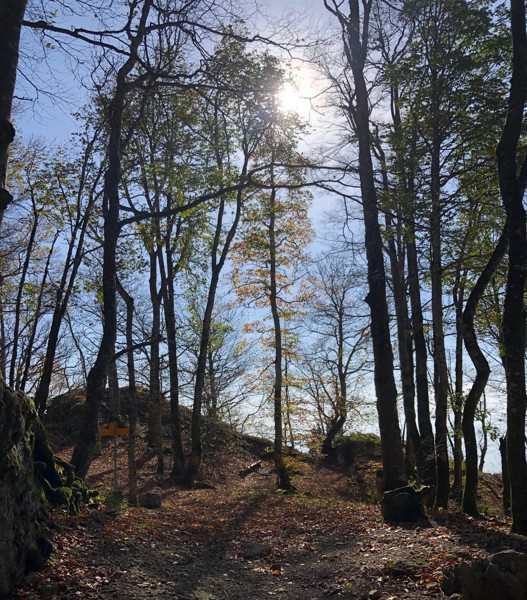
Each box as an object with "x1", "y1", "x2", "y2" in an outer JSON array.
[
  {"x1": 0, "y1": 379, "x2": 50, "y2": 599},
  {"x1": 0, "y1": 378, "x2": 94, "y2": 598},
  {"x1": 442, "y1": 550, "x2": 527, "y2": 600}
]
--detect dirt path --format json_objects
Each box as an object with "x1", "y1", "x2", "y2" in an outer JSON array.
[{"x1": 16, "y1": 457, "x2": 527, "y2": 600}]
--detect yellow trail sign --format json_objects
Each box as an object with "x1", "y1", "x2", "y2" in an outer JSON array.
[{"x1": 99, "y1": 421, "x2": 129, "y2": 437}]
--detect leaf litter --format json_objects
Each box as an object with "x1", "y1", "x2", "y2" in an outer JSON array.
[{"x1": 15, "y1": 434, "x2": 527, "y2": 600}]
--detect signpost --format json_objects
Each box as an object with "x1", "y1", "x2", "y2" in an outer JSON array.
[{"x1": 99, "y1": 421, "x2": 129, "y2": 489}]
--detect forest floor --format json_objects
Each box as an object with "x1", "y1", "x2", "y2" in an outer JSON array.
[{"x1": 14, "y1": 415, "x2": 527, "y2": 600}]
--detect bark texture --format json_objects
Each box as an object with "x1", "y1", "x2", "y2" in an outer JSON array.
[
  {"x1": 496, "y1": 0, "x2": 527, "y2": 535},
  {"x1": 0, "y1": 0, "x2": 27, "y2": 214}
]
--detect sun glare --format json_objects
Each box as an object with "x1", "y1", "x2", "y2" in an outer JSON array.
[{"x1": 277, "y1": 68, "x2": 316, "y2": 122}]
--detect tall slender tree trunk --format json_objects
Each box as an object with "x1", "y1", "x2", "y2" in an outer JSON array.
[
  {"x1": 182, "y1": 267, "x2": 219, "y2": 486},
  {"x1": 496, "y1": 0, "x2": 527, "y2": 535},
  {"x1": 117, "y1": 280, "x2": 138, "y2": 506},
  {"x1": 478, "y1": 393, "x2": 489, "y2": 473},
  {"x1": 35, "y1": 181, "x2": 93, "y2": 416},
  {"x1": 269, "y1": 187, "x2": 294, "y2": 492},
  {"x1": 158, "y1": 235, "x2": 185, "y2": 479},
  {"x1": 321, "y1": 304, "x2": 347, "y2": 455},
  {"x1": 387, "y1": 236, "x2": 420, "y2": 479},
  {"x1": 387, "y1": 82, "x2": 434, "y2": 486},
  {"x1": 407, "y1": 223, "x2": 437, "y2": 486},
  {"x1": 10, "y1": 206, "x2": 39, "y2": 388},
  {"x1": 378, "y1": 153, "x2": 421, "y2": 480},
  {"x1": 147, "y1": 247, "x2": 164, "y2": 474},
  {"x1": 430, "y1": 133, "x2": 450, "y2": 508},
  {"x1": 20, "y1": 233, "x2": 57, "y2": 391},
  {"x1": 452, "y1": 281, "x2": 464, "y2": 496},
  {"x1": 108, "y1": 359, "x2": 120, "y2": 422},
  {"x1": 182, "y1": 182, "x2": 244, "y2": 486},
  {"x1": 329, "y1": 0, "x2": 407, "y2": 490},
  {"x1": 71, "y1": 0, "x2": 153, "y2": 478},
  {"x1": 462, "y1": 229, "x2": 507, "y2": 515}
]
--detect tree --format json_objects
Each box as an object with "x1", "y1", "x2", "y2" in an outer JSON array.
[
  {"x1": 324, "y1": 0, "x2": 407, "y2": 491},
  {"x1": 232, "y1": 97, "x2": 313, "y2": 490},
  {"x1": 304, "y1": 254, "x2": 369, "y2": 455},
  {"x1": 461, "y1": 230, "x2": 507, "y2": 514},
  {"x1": 180, "y1": 39, "x2": 278, "y2": 487},
  {"x1": 371, "y1": 1, "x2": 437, "y2": 486},
  {"x1": 375, "y1": 0, "x2": 508, "y2": 505},
  {"x1": 496, "y1": 0, "x2": 527, "y2": 535},
  {"x1": 0, "y1": 0, "x2": 27, "y2": 218},
  {"x1": 71, "y1": 3, "x2": 270, "y2": 478},
  {"x1": 71, "y1": 0, "x2": 155, "y2": 478}
]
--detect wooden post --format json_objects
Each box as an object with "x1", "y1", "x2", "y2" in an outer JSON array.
[{"x1": 99, "y1": 421, "x2": 129, "y2": 489}]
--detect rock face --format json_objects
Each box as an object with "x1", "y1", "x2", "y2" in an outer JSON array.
[
  {"x1": 442, "y1": 550, "x2": 527, "y2": 600},
  {"x1": 0, "y1": 379, "x2": 50, "y2": 599}
]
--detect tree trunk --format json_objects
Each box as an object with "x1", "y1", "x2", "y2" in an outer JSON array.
[
  {"x1": 10, "y1": 206, "x2": 39, "y2": 388},
  {"x1": 452, "y1": 281, "x2": 465, "y2": 497},
  {"x1": 108, "y1": 359, "x2": 120, "y2": 422},
  {"x1": 462, "y1": 229, "x2": 507, "y2": 516},
  {"x1": 496, "y1": 0, "x2": 527, "y2": 535},
  {"x1": 71, "y1": 0, "x2": 153, "y2": 478},
  {"x1": 283, "y1": 358, "x2": 295, "y2": 450},
  {"x1": 0, "y1": 0, "x2": 27, "y2": 217},
  {"x1": 379, "y1": 157, "x2": 421, "y2": 480},
  {"x1": 182, "y1": 267, "x2": 219, "y2": 486},
  {"x1": 35, "y1": 180, "x2": 93, "y2": 416},
  {"x1": 321, "y1": 415, "x2": 346, "y2": 456},
  {"x1": 478, "y1": 394, "x2": 489, "y2": 473},
  {"x1": 500, "y1": 435, "x2": 511, "y2": 516},
  {"x1": 269, "y1": 187, "x2": 295, "y2": 492},
  {"x1": 430, "y1": 130, "x2": 450, "y2": 508},
  {"x1": 376, "y1": 96, "x2": 422, "y2": 480},
  {"x1": 20, "y1": 233, "x2": 57, "y2": 391},
  {"x1": 407, "y1": 220, "x2": 437, "y2": 486},
  {"x1": 182, "y1": 179, "x2": 245, "y2": 486},
  {"x1": 147, "y1": 248, "x2": 164, "y2": 474},
  {"x1": 158, "y1": 234, "x2": 185, "y2": 479},
  {"x1": 116, "y1": 280, "x2": 138, "y2": 507},
  {"x1": 336, "y1": 0, "x2": 407, "y2": 491},
  {"x1": 207, "y1": 351, "x2": 218, "y2": 418}
]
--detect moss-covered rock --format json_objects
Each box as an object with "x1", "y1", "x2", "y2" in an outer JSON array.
[
  {"x1": 0, "y1": 380, "x2": 94, "y2": 598},
  {"x1": 334, "y1": 432, "x2": 381, "y2": 467},
  {"x1": 0, "y1": 380, "x2": 50, "y2": 599},
  {"x1": 33, "y1": 413, "x2": 92, "y2": 515}
]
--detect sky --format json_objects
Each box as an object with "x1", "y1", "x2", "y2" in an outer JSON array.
[{"x1": 17, "y1": 0, "x2": 334, "y2": 157}]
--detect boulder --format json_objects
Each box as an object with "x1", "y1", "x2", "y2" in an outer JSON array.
[
  {"x1": 139, "y1": 491, "x2": 163, "y2": 509},
  {"x1": 381, "y1": 485, "x2": 426, "y2": 522},
  {"x1": 442, "y1": 550, "x2": 527, "y2": 600}
]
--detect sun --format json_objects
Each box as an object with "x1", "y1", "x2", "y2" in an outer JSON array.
[
  {"x1": 277, "y1": 68, "x2": 315, "y2": 121},
  {"x1": 278, "y1": 82, "x2": 304, "y2": 113}
]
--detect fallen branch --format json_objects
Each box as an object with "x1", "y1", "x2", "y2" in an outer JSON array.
[{"x1": 239, "y1": 460, "x2": 262, "y2": 478}]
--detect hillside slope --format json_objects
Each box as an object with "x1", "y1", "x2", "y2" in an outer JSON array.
[{"x1": 15, "y1": 394, "x2": 525, "y2": 600}]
